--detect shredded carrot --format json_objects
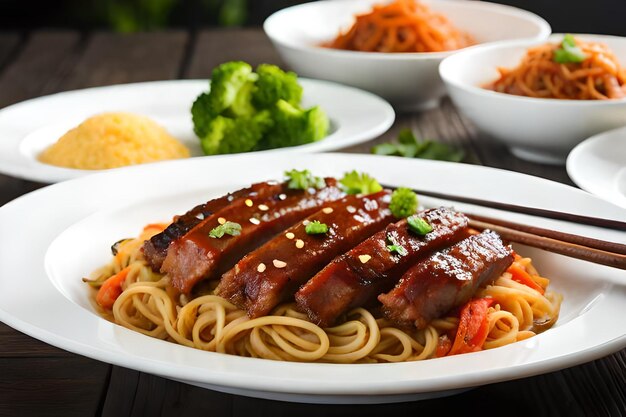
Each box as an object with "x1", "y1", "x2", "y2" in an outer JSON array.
[
  {"x1": 323, "y1": 0, "x2": 473, "y2": 53},
  {"x1": 96, "y1": 266, "x2": 131, "y2": 310},
  {"x1": 448, "y1": 298, "x2": 495, "y2": 356},
  {"x1": 508, "y1": 264, "x2": 545, "y2": 294}
]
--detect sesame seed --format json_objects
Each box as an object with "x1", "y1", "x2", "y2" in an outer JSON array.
[
  {"x1": 322, "y1": 207, "x2": 333, "y2": 214},
  {"x1": 257, "y1": 263, "x2": 266, "y2": 273},
  {"x1": 346, "y1": 206, "x2": 356, "y2": 213},
  {"x1": 258, "y1": 204, "x2": 269, "y2": 211},
  {"x1": 273, "y1": 259, "x2": 287, "y2": 268},
  {"x1": 217, "y1": 217, "x2": 226, "y2": 225},
  {"x1": 245, "y1": 199, "x2": 253, "y2": 207},
  {"x1": 285, "y1": 232, "x2": 295, "y2": 239},
  {"x1": 249, "y1": 218, "x2": 260, "y2": 225},
  {"x1": 279, "y1": 194, "x2": 287, "y2": 200},
  {"x1": 295, "y1": 239, "x2": 304, "y2": 249},
  {"x1": 359, "y1": 254, "x2": 371, "y2": 264},
  {"x1": 195, "y1": 213, "x2": 205, "y2": 220},
  {"x1": 302, "y1": 220, "x2": 310, "y2": 226}
]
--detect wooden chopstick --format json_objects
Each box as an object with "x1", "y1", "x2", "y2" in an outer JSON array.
[
  {"x1": 468, "y1": 218, "x2": 626, "y2": 270},
  {"x1": 391, "y1": 187, "x2": 626, "y2": 232},
  {"x1": 468, "y1": 213, "x2": 626, "y2": 255}
]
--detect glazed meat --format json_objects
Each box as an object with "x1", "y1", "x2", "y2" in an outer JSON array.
[
  {"x1": 142, "y1": 181, "x2": 287, "y2": 270},
  {"x1": 161, "y1": 179, "x2": 345, "y2": 293},
  {"x1": 379, "y1": 230, "x2": 514, "y2": 329},
  {"x1": 295, "y1": 207, "x2": 469, "y2": 326},
  {"x1": 217, "y1": 190, "x2": 393, "y2": 318}
]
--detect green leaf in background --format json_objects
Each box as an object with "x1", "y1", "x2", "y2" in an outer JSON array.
[
  {"x1": 219, "y1": 0, "x2": 248, "y2": 26},
  {"x1": 371, "y1": 128, "x2": 465, "y2": 162}
]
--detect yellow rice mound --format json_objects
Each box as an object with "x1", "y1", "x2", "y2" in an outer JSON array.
[{"x1": 39, "y1": 112, "x2": 190, "y2": 170}]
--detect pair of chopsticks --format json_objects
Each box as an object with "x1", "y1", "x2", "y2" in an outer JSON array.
[{"x1": 395, "y1": 187, "x2": 626, "y2": 270}]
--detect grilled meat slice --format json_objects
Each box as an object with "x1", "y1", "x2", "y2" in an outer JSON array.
[
  {"x1": 142, "y1": 181, "x2": 286, "y2": 270},
  {"x1": 295, "y1": 207, "x2": 469, "y2": 327},
  {"x1": 161, "y1": 179, "x2": 345, "y2": 293},
  {"x1": 217, "y1": 190, "x2": 393, "y2": 318},
  {"x1": 379, "y1": 230, "x2": 514, "y2": 329}
]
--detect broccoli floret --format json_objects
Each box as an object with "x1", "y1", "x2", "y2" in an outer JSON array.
[
  {"x1": 208, "y1": 61, "x2": 257, "y2": 115},
  {"x1": 252, "y1": 64, "x2": 303, "y2": 109},
  {"x1": 262, "y1": 100, "x2": 329, "y2": 149},
  {"x1": 389, "y1": 188, "x2": 418, "y2": 218},
  {"x1": 199, "y1": 111, "x2": 273, "y2": 155},
  {"x1": 191, "y1": 92, "x2": 213, "y2": 138}
]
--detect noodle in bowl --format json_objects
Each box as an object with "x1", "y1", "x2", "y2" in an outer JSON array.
[
  {"x1": 440, "y1": 33, "x2": 626, "y2": 165},
  {"x1": 264, "y1": 0, "x2": 550, "y2": 110}
]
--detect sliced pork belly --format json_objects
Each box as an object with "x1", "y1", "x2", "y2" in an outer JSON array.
[
  {"x1": 161, "y1": 179, "x2": 345, "y2": 293},
  {"x1": 217, "y1": 190, "x2": 393, "y2": 318},
  {"x1": 379, "y1": 230, "x2": 514, "y2": 329},
  {"x1": 295, "y1": 207, "x2": 469, "y2": 327},
  {"x1": 143, "y1": 181, "x2": 286, "y2": 270}
]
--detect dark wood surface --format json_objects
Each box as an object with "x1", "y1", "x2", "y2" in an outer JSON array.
[{"x1": 0, "y1": 29, "x2": 624, "y2": 417}]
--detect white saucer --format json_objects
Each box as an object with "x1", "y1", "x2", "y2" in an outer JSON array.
[{"x1": 567, "y1": 125, "x2": 626, "y2": 208}]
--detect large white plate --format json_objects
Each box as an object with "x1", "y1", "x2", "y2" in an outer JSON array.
[
  {"x1": 1, "y1": 153, "x2": 625, "y2": 404},
  {"x1": 0, "y1": 79, "x2": 394, "y2": 183},
  {"x1": 567, "y1": 126, "x2": 626, "y2": 208}
]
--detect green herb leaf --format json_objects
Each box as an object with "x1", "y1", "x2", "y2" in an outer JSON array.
[
  {"x1": 284, "y1": 169, "x2": 325, "y2": 190},
  {"x1": 554, "y1": 34, "x2": 588, "y2": 64},
  {"x1": 389, "y1": 187, "x2": 418, "y2": 218},
  {"x1": 398, "y1": 128, "x2": 418, "y2": 145},
  {"x1": 209, "y1": 221, "x2": 242, "y2": 238},
  {"x1": 407, "y1": 215, "x2": 433, "y2": 236},
  {"x1": 371, "y1": 130, "x2": 464, "y2": 162},
  {"x1": 339, "y1": 170, "x2": 383, "y2": 195},
  {"x1": 387, "y1": 244, "x2": 408, "y2": 256},
  {"x1": 305, "y1": 220, "x2": 328, "y2": 235},
  {"x1": 371, "y1": 143, "x2": 399, "y2": 156}
]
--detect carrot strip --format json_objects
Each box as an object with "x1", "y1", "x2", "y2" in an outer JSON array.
[
  {"x1": 96, "y1": 266, "x2": 131, "y2": 310},
  {"x1": 508, "y1": 264, "x2": 545, "y2": 294},
  {"x1": 448, "y1": 298, "x2": 495, "y2": 356}
]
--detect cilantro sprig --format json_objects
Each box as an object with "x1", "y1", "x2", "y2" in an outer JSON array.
[
  {"x1": 209, "y1": 221, "x2": 242, "y2": 238},
  {"x1": 305, "y1": 220, "x2": 328, "y2": 235},
  {"x1": 372, "y1": 129, "x2": 465, "y2": 162},
  {"x1": 554, "y1": 34, "x2": 588, "y2": 64},
  {"x1": 339, "y1": 170, "x2": 383, "y2": 195},
  {"x1": 285, "y1": 169, "x2": 325, "y2": 190}
]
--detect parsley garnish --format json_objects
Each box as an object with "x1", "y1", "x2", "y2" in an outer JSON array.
[
  {"x1": 407, "y1": 215, "x2": 433, "y2": 236},
  {"x1": 389, "y1": 187, "x2": 418, "y2": 218},
  {"x1": 305, "y1": 220, "x2": 328, "y2": 235},
  {"x1": 339, "y1": 170, "x2": 383, "y2": 195},
  {"x1": 209, "y1": 221, "x2": 242, "y2": 238},
  {"x1": 372, "y1": 129, "x2": 464, "y2": 162},
  {"x1": 285, "y1": 169, "x2": 325, "y2": 190},
  {"x1": 387, "y1": 244, "x2": 408, "y2": 256},
  {"x1": 554, "y1": 34, "x2": 588, "y2": 64}
]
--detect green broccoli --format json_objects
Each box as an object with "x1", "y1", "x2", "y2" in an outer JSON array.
[
  {"x1": 389, "y1": 188, "x2": 418, "y2": 218},
  {"x1": 252, "y1": 64, "x2": 303, "y2": 109},
  {"x1": 262, "y1": 99, "x2": 329, "y2": 149},
  {"x1": 199, "y1": 111, "x2": 273, "y2": 155},
  {"x1": 191, "y1": 61, "x2": 328, "y2": 156}
]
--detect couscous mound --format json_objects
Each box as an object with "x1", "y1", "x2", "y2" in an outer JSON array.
[{"x1": 39, "y1": 112, "x2": 190, "y2": 170}]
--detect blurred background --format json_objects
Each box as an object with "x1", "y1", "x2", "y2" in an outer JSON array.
[{"x1": 0, "y1": 0, "x2": 622, "y2": 35}]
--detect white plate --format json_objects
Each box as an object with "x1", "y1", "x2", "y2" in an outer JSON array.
[
  {"x1": 1, "y1": 153, "x2": 625, "y2": 404},
  {"x1": 0, "y1": 79, "x2": 394, "y2": 183},
  {"x1": 567, "y1": 126, "x2": 626, "y2": 208}
]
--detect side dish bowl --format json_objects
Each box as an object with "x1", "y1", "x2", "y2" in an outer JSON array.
[
  {"x1": 264, "y1": 0, "x2": 550, "y2": 110},
  {"x1": 440, "y1": 33, "x2": 626, "y2": 165}
]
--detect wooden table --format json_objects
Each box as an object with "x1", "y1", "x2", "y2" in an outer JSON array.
[{"x1": 0, "y1": 29, "x2": 624, "y2": 417}]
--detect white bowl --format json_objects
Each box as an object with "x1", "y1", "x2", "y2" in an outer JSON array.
[
  {"x1": 264, "y1": 0, "x2": 550, "y2": 110},
  {"x1": 440, "y1": 33, "x2": 626, "y2": 165}
]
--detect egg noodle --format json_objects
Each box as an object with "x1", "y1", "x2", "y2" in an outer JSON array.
[
  {"x1": 86, "y1": 224, "x2": 561, "y2": 363},
  {"x1": 486, "y1": 37, "x2": 626, "y2": 100},
  {"x1": 323, "y1": 0, "x2": 473, "y2": 53}
]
